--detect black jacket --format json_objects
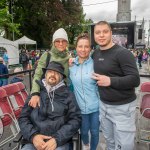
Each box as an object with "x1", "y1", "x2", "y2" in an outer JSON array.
[
  {"x1": 18, "y1": 81, "x2": 81, "y2": 146},
  {"x1": 0, "y1": 63, "x2": 9, "y2": 79}
]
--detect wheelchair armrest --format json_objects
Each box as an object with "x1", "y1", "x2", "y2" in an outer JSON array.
[
  {"x1": 13, "y1": 132, "x2": 23, "y2": 143},
  {"x1": 72, "y1": 132, "x2": 79, "y2": 141}
]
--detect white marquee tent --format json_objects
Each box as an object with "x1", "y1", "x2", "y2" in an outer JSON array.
[
  {"x1": 0, "y1": 36, "x2": 19, "y2": 65},
  {"x1": 14, "y1": 35, "x2": 37, "y2": 49}
]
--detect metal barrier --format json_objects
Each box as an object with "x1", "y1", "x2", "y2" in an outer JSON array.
[
  {"x1": 0, "y1": 68, "x2": 150, "y2": 91},
  {"x1": 0, "y1": 69, "x2": 34, "y2": 91}
]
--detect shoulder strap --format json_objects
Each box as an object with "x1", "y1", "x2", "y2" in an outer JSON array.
[
  {"x1": 45, "y1": 52, "x2": 51, "y2": 67},
  {"x1": 32, "y1": 52, "x2": 51, "y2": 78}
]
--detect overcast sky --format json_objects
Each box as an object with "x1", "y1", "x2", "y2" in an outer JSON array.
[{"x1": 82, "y1": 0, "x2": 150, "y2": 37}]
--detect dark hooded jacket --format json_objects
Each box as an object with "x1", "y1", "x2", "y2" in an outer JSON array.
[
  {"x1": 10, "y1": 77, "x2": 23, "y2": 84},
  {"x1": 18, "y1": 80, "x2": 81, "y2": 146}
]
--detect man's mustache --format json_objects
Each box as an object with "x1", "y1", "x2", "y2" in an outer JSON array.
[{"x1": 49, "y1": 76, "x2": 56, "y2": 80}]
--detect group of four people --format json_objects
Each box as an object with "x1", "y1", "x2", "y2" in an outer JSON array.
[{"x1": 19, "y1": 21, "x2": 140, "y2": 150}]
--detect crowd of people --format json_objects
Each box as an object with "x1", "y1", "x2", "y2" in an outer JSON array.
[
  {"x1": 131, "y1": 49, "x2": 149, "y2": 69},
  {"x1": 0, "y1": 48, "x2": 45, "y2": 87},
  {"x1": 19, "y1": 49, "x2": 43, "y2": 71},
  {"x1": 0, "y1": 20, "x2": 146, "y2": 150}
]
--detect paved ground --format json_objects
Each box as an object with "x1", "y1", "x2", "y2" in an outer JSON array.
[{"x1": 1, "y1": 63, "x2": 150, "y2": 150}]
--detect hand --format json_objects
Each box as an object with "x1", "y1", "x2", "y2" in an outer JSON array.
[
  {"x1": 92, "y1": 73, "x2": 111, "y2": 87},
  {"x1": 68, "y1": 58, "x2": 75, "y2": 67},
  {"x1": 28, "y1": 95, "x2": 40, "y2": 108},
  {"x1": 32, "y1": 134, "x2": 52, "y2": 150},
  {"x1": 42, "y1": 138, "x2": 57, "y2": 150}
]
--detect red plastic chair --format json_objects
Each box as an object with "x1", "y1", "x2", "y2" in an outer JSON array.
[
  {"x1": 15, "y1": 82, "x2": 28, "y2": 101},
  {"x1": 2, "y1": 84, "x2": 25, "y2": 119},
  {"x1": 140, "y1": 94, "x2": 150, "y2": 119},
  {"x1": 136, "y1": 82, "x2": 150, "y2": 144},
  {"x1": 141, "y1": 82, "x2": 150, "y2": 93},
  {"x1": 0, "y1": 87, "x2": 13, "y2": 126},
  {"x1": 0, "y1": 87, "x2": 19, "y2": 147}
]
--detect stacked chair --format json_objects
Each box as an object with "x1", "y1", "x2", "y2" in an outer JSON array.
[
  {"x1": 3, "y1": 84, "x2": 25, "y2": 119},
  {"x1": 136, "y1": 82, "x2": 150, "y2": 148},
  {"x1": 0, "y1": 82, "x2": 28, "y2": 149},
  {"x1": 15, "y1": 82, "x2": 28, "y2": 101}
]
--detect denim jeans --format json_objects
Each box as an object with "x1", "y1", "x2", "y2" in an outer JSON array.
[
  {"x1": 81, "y1": 111, "x2": 100, "y2": 150},
  {"x1": 21, "y1": 143, "x2": 69, "y2": 150}
]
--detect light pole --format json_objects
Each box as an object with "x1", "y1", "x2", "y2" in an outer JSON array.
[
  {"x1": 148, "y1": 20, "x2": 150, "y2": 47},
  {"x1": 11, "y1": 0, "x2": 14, "y2": 41}
]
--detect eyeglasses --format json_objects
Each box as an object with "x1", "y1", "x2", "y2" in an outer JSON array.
[{"x1": 54, "y1": 40, "x2": 67, "y2": 44}]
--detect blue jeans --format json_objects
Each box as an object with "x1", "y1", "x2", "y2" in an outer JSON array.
[
  {"x1": 21, "y1": 143, "x2": 69, "y2": 150},
  {"x1": 81, "y1": 111, "x2": 100, "y2": 150}
]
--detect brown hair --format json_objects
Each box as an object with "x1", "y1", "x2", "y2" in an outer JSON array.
[
  {"x1": 76, "y1": 33, "x2": 90, "y2": 46},
  {"x1": 94, "y1": 21, "x2": 112, "y2": 31}
]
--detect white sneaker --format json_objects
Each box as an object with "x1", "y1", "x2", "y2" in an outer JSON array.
[{"x1": 83, "y1": 144, "x2": 90, "y2": 150}]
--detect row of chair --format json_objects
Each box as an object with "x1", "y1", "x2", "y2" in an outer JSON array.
[{"x1": 0, "y1": 82, "x2": 28, "y2": 149}]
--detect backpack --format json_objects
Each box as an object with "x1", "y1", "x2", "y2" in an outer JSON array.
[
  {"x1": 21, "y1": 54, "x2": 28, "y2": 62},
  {"x1": 32, "y1": 52, "x2": 51, "y2": 78}
]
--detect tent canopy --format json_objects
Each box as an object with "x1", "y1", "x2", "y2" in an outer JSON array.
[
  {"x1": 0, "y1": 36, "x2": 19, "y2": 65},
  {"x1": 14, "y1": 35, "x2": 36, "y2": 45}
]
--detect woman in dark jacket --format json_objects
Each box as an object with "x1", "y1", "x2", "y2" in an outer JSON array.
[{"x1": 18, "y1": 61, "x2": 81, "y2": 150}]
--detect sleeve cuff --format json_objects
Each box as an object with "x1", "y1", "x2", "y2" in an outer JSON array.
[
  {"x1": 30, "y1": 132, "x2": 39, "y2": 143},
  {"x1": 31, "y1": 92, "x2": 40, "y2": 96}
]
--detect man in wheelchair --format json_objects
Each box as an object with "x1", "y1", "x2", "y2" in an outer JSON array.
[{"x1": 18, "y1": 61, "x2": 81, "y2": 150}]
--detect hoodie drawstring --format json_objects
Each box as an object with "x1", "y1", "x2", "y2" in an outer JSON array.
[{"x1": 48, "y1": 90, "x2": 55, "y2": 112}]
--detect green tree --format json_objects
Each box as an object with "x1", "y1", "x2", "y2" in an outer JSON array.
[
  {"x1": 0, "y1": 0, "x2": 20, "y2": 39},
  {"x1": 13, "y1": 0, "x2": 68, "y2": 47},
  {"x1": 13, "y1": 0, "x2": 93, "y2": 48}
]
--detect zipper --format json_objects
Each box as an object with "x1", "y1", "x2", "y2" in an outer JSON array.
[{"x1": 81, "y1": 63, "x2": 87, "y2": 113}]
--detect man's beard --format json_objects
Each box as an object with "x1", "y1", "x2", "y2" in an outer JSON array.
[
  {"x1": 47, "y1": 76, "x2": 57, "y2": 86},
  {"x1": 49, "y1": 76, "x2": 56, "y2": 80}
]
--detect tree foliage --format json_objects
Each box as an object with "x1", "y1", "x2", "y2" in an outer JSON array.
[
  {"x1": 11, "y1": 0, "x2": 93, "y2": 48},
  {"x1": 0, "y1": 0, "x2": 20, "y2": 39}
]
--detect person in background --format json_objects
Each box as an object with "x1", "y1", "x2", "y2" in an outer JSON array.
[
  {"x1": 10, "y1": 67, "x2": 24, "y2": 84},
  {"x1": 19, "y1": 49, "x2": 29, "y2": 71},
  {"x1": 138, "y1": 50, "x2": 143, "y2": 69},
  {"x1": 3, "y1": 50, "x2": 9, "y2": 68},
  {"x1": 31, "y1": 50, "x2": 36, "y2": 66},
  {"x1": 0, "y1": 57, "x2": 8, "y2": 86},
  {"x1": 29, "y1": 28, "x2": 70, "y2": 107},
  {"x1": 142, "y1": 49, "x2": 148, "y2": 63},
  {"x1": 92, "y1": 21, "x2": 140, "y2": 150},
  {"x1": 19, "y1": 61, "x2": 81, "y2": 150},
  {"x1": 69, "y1": 33, "x2": 100, "y2": 150}
]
